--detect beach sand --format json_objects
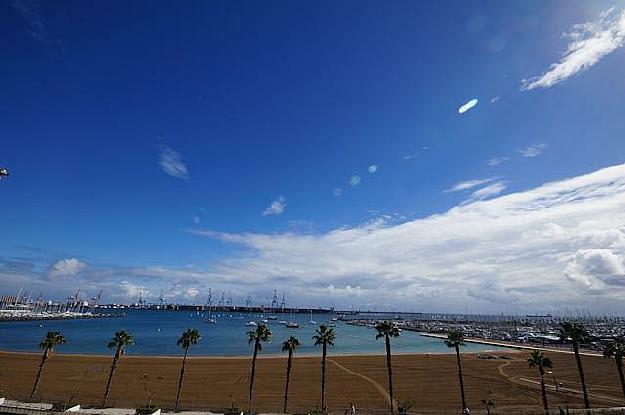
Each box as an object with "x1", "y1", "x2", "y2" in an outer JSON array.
[{"x1": 0, "y1": 350, "x2": 622, "y2": 413}]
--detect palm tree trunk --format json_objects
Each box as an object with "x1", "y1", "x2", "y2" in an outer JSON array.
[
  {"x1": 455, "y1": 345, "x2": 467, "y2": 410},
  {"x1": 385, "y1": 335, "x2": 395, "y2": 415},
  {"x1": 539, "y1": 366, "x2": 549, "y2": 415},
  {"x1": 616, "y1": 357, "x2": 625, "y2": 402},
  {"x1": 283, "y1": 349, "x2": 293, "y2": 414},
  {"x1": 30, "y1": 348, "x2": 49, "y2": 400},
  {"x1": 103, "y1": 348, "x2": 121, "y2": 407},
  {"x1": 175, "y1": 348, "x2": 188, "y2": 412},
  {"x1": 321, "y1": 343, "x2": 327, "y2": 411},
  {"x1": 572, "y1": 343, "x2": 590, "y2": 409},
  {"x1": 248, "y1": 339, "x2": 259, "y2": 413}
]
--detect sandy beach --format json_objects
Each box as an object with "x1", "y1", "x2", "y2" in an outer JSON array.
[{"x1": 1, "y1": 349, "x2": 623, "y2": 413}]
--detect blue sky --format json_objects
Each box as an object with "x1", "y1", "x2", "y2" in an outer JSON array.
[{"x1": 2, "y1": 0, "x2": 625, "y2": 313}]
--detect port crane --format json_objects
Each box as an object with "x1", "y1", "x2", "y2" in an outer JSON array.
[
  {"x1": 158, "y1": 290, "x2": 165, "y2": 308},
  {"x1": 89, "y1": 290, "x2": 102, "y2": 307}
]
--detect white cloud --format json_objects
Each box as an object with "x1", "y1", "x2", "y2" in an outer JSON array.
[
  {"x1": 333, "y1": 188, "x2": 343, "y2": 197},
  {"x1": 490, "y1": 96, "x2": 500, "y2": 103},
  {"x1": 192, "y1": 216, "x2": 200, "y2": 224},
  {"x1": 445, "y1": 177, "x2": 496, "y2": 192},
  {"x1": 185, "y1": 287, "x2": 200, "y2": 298},
  {"x1": 487, "y1": 157, "x2": 510, "y2": 166},
  {"x1": 159, "y1": 146, "x2": 189, "y2": 179},
  {"x1": 458, "y1": 98, "x2": 479, "y2": 114},
  {"x1": 368, "y1": 165, "x2": 379, "y2": 174},
  {"x1": 118, "y1": 281, "x2": 149, "y2": 299},
  {"x1": 50, "y1": 258, "x2": 87, "y2": 278},
  {"x1": 463, "y1": 181, "x2": 507, "y2": 204},
  {"x1": 349, "y1": 175, "x2": 361, "y2": 187},
  {"x1": 191, "y1": 163, "x2": 625, "y2": 313},
  {"x1": 522, "y1": 7, "x2": 625, "y2": 90},
  {"x1": 564, "y1": 248, "x2": 625, "y2": 290},
  {"x1": 519, "y1": 144, "x2": 547, "y2": 158},
  {"x1": 11, "y1": 164, "x2": 625, "y2": 313},
  {"x1": 262, "y1": 196, "x2": 286, "y2": 216}
]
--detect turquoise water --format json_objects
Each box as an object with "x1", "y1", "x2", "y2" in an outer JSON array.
[{"x1": 0, "y1": 310, "x2": 509, "y2": 356}]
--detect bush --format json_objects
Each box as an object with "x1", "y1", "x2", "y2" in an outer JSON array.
[{"x1": 135, "y1": 403, "x2": 159, "y2": 415}]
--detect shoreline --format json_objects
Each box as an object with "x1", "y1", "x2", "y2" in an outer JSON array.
[
  {"x1": 0, "y1": 335, "x2": 529, "y2": 359},
  {"x1": 421, "y1": 333, "x2": 603, "y2": 357},
  {"x1": 0, "y1": 346, "x2": 518, "y2": 360},
  {"x1": 4, "y1": 333, "x2": 601, "y2": 359}
]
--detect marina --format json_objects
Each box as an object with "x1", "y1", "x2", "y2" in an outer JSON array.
[{"x1": 0, "y1": 309, "x2": 511, "y2": 356}]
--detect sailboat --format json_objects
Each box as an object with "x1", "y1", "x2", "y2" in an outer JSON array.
[
  {"x1": 309, "y1": 310, "x2": 317, "y2": 325},
  {"x1": 204, "y1": 309, "x2": 217, "y2": 324}
]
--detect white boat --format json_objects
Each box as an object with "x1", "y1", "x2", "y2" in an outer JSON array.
[
  {"x1": 309, "y1": 310, "x2": 317, "y2": 324},
  {"x1": 205, "y1": 317, "x2": 217, "y2": 324},
  {"x1": 245, "y1": 321, "x2": 257, "y2": 327},
  {"x1": 286, "y1": 322, "x2": 299, "y2": 328},
  {"x1": 267, "y1": 316, "x2": 278, "y2": 320},
  {"x1": 278, "y1": 320, "x2": 288, "y2": 325},
  {"x1": 261, "y1": 319, "x2": 269, "y2": 323}
]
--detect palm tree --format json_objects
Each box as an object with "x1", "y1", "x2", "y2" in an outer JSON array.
[
  {"x1": 559, "y1": 322, "x2": 590, "y2": 409},
  {"x1": 30, "y1": 331, "x2": 66, "y2": 400},
  {"x1": 445, "y1": 330, "x2": 467, "y2": 411},
  {"x1": 102, "y1": 330, "x2": 134, "y2": 407},
  {"x1": 312, "y1": 324, "x2": 336, "y2": 412},
  {"x1": 603, "y1": 341, "x2": 625, "y2": 400},
  {"x1": 375, "y1": 321, "x2": 400, "y2": 415},
  {"x1": 175, "y1": 328, "x2": 201, "y2": 411},
  {"x1": 281, "y1": 336, "x2": 300, "y2": 414},
  {"x1": 528, "y1": 349, "x2": 553, "y2": 414},
  {"x1": 247, "y1": 324, "x2": 272, "y2": 413}
]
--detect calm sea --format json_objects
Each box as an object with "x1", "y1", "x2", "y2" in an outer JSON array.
[{"x1": 0, "y1": 310, "x2": 509, "y2": 356}]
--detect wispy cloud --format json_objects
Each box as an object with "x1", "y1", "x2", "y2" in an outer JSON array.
[
  {"x1": 522, "y1": 7, "x2": 625, "y2": 90},
  {"x1": 487, "y1": 157, "x2": 510, "y2": 166},
  {"x1": 349, "y1": 175, "x2": 361, "y2": 187},
  {"x1": 262, "y1": 196, "x2": 286, "y2": 216},
  {"x1": 333, "y1": 188, "x2": 343, "y2": 197},
  {"x1": 519, "y1": 143, "x2": 547, "y2": 158},
  {"x1": 159, "y1": 146, "x2": 189, "y2": 179},
  {"x1": 458, "y1": 98, "x2": 479, "y2": 114},
  {"x1": 463, "y1": 181, "x2": 507, "y2": 204},
  {"x1": 403, "y1": 146, "x2": 430, "y2": 161},
  {"x1": 445, "y1": 177, "x2": 496, "y2": 193},
  {"x1": 490, "y1": 96, "x2": 500, "y2": 103},
  {"x1": 368, "y1": 165, "x2": 378, "y2": 174},
  {"x1": 11, "y1": 0, "x2": 62, "y2": 49}
]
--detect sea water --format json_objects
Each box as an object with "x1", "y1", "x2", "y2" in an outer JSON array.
[{"x1": 0, "y1": 310, "x2": 509, "y2": 356}]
